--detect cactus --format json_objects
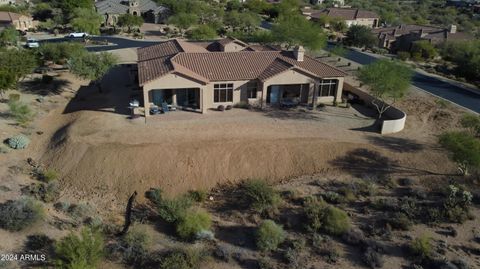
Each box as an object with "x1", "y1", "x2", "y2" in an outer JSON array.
[{"x1": 7, "y1": 134, "x2": 30, "y2": 149}]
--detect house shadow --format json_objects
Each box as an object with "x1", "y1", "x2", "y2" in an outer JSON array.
[
  {"x1": 329, "y1": 148, "x2": 444, "y2": 178},
  {"x1": 350, "y1": 120, "x2": 382, "y2": 133},
  {"x1": 262, "y1": 107, "x2": 324, "y2": 121},
  {"x1": 367, "y1": 136, "x2": 424, "y2": 153},
  {"x1": 63, "y1": 65, "x2": 133, "y2": 116}
]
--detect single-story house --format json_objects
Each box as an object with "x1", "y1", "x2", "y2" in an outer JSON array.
[
  {"x1": 95, "y1": 0, "x2": 168, "y2": 27},
  {"x1": 304, "y1": 7, "x2": 379, "y2": 28},
  {"x1": 137, "y1": 38, "x2": 347, "y2": 116},
  {"x1": 372, "y1": 24, "x2": 472, "y2": 52},
  {"x1": 0, "y1": 11, "x2": 34, "y2": 31}
]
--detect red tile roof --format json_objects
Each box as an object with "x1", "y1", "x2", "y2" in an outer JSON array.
[
  {"x1": 137, "y1": 39, "x2": 346, "y2": 86},
  {"x1": 310, "y1": 8, "x2": 379, "y2": 20}
]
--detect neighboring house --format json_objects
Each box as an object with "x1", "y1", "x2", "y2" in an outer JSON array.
[
  {"x1": 0, "y1": 11, "x2": 34, "y2": 31},
  {"x1": 373, "y1": 24, "x2": 472, "y2": 52},
  {"x1": 137, "y1": 38, "x2": 346, "y2": 116},
  {"x1": 95, "y1": 0, "x2": 168, "y2": 27},
  {"x1": 0, "y1": 0, "x2": 29, "y2": 5},
  {"x1": 304, "y1": 7, "x2": 379, "y2": 28},
  {"x1": 310, "y1": 0, "x2": 345, "y2": 7}
]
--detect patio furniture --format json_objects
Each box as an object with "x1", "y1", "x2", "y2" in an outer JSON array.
[{"x1": 150, "y1": 105, "x2": 161, "y2": 115}]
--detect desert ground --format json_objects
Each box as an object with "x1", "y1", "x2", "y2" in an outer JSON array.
[{"x1": 0, "y1": 54, "x2": 478, "y2": 269}]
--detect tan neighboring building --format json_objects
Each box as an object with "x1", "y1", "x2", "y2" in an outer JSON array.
[
  {"x1": 304, "y1": 7, "x2": 379, "y2": 28},
  {"x1": 137, "y1": 38, "x2": 346, "y2": 116},
  {"x1": 95, "y1": 0, "x2": 168, "y2": 26},
  {"x1": 0, "y1": 11, "x2": 34, "y2": 31},
  {"x1": 372, "y1": 24, "x2": 472, "y2": 52}
]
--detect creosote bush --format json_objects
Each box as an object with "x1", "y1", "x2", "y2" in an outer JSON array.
[
  {"x1": 160, "y1": 248, "x2": 205, "y2": 269},
  {"x1": 304, "y1": 196, "x2": 351, "y2": 235},
  {"x1": 7, "y1": 134, "x2": 30, "y2": 149},
  {"x1": 410, "y1": 235, "x2": 432, "y2": 260},
  {"x1": 146, "y1": 188, "x2": 193, "y2": 223},
  {"x1": 122, "y1": 224, "x2": 151, "y2": 266},
  {"x1": 0, "y1": 198, "x2": 44, "y2": 231},
  {"x1": 176, "y1": 209, "x2": 212, "y2": 240},
  {"x1": 243, "y1": 179, "x2": 281, "y2": 213},
  {"x1": 55, "y1": 227, "x2": 104, "y2": 269},
  {"x1": 256, "y1": 220, "x2": 286, "y2": 252},
  {"x1": 38, "y1": 169, "x2": 58, "y2": 183},
  {"x1": 8, "y1": 101, "x2": 34, "y2": 126}
]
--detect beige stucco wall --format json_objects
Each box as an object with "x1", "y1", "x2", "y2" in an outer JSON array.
[
  {"x1": 346, "y1": 18, "x2": 377, "y2": 28},
  {"x1": 142, "y1": 69, "x2": 345, "y2": 116}
]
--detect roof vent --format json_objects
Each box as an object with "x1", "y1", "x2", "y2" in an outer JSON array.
[{"x1": 293, "y1": 46, "x2": 305, "y2": 62}]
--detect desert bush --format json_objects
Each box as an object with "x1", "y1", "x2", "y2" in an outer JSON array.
[
  {"x1": 122, "y1": 224, "x2": 151, "y2": 266},
  {"x1": 397, "y1": 51, "x2": 410, "y2": 61},
  {"x1": 55, "y1": 227, "x2": 104, "y2": 268},
  {"x1": 284, "y1": 238, "x2": 306, "y2": 268},
  {"x1": 38, "y1": 168, "x2": 58, "y2": 183},
  {"x1": 24, "y1": 182, "x2": 60, "y2": 203},
  {"x1": 304, "y1": 196, "x2": 351, "y2": 235},
  {"x1": 234, "y1": 102, "x2": 250, "y2": 109},
  {"x1": 460, "y1": 113, "x2": 480, "y2": 137},
  {"x1": 343, "y1": 228, "x2": 366, "y2": 246},
  {"x1": 176, "y1": 209, "x2": 212, "y2": 240},
  {"x1": 8, "y1": 93, "x2": 20, "y2": 102},
  {"x1": 67, "y1": 203, "x2": 94, "y2": 223},
  {"x1": 243, "y1": 179, "x2": 281, "y2": 213},
  {"x1": 188, "y1": 190, "x2": 208, "y2": 203},
  {"x1": 0, "y1": 198, "x2": 44, "y2": 231},
  {"x1": 25, "y1": 234, "x2": 55, "y2": 251},
  {"x1": 7, "y1": 134, "x2": 30, "y2": 149},
  {"x1": 362, "y1": 247, "x2": 384, "y2": 268},
  {"x1": 147, "y1": 189, "x2": 193, "y2": 223},
  {"x1": 443, "y1": 185, "x2": 473, "y2": 223},
  {"x1": 410, "y1": 235, "x2": 432, "y2": 260},
  {"x1": 256, "y1": 220, "x2": 286, "y2": 252},
  {"x1": 386, "y1": 212, "x2": 412, "y2": 231},
  {"x1": 338, "y1": 187, "x2": 356, "y2": 203},
  {"x1": 323, "y1": 191, "x2": 343, "y2": 204},
  {"x1": 8, "y1": 101, "x2": 34, "y2": 125},
  {"x1": 354, "y1": 180, "x2": 377, "y2": 196},
  {"x1": 160, "y1": 248, "x2": 204, "y2": 269}
]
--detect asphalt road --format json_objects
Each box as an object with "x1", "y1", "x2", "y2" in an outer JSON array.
[
  {"x1": 326, "y1": 44, "x2": 480, "y2": 113},
  {"x1": 42, "y1": 37, "x2": 480, "y2": 113}
]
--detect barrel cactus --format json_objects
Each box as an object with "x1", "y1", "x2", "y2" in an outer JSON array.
[{"x1": 7, "y1": 135, "x2": 30, "y2": 149}]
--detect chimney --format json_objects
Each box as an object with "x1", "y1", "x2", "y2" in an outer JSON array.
[
  {"x1": 293, "y1": 45, "x2": 305, "y2": 61},
  {"x1": 449, "y1": 24, "x2": 457, "y2": 34}
]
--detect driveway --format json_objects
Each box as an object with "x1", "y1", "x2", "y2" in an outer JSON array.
[{"x1": 326, "y1": 43, "x2": 480, "y2": 114}]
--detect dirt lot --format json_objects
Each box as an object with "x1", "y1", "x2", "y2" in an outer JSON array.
[{"x1": 0, "y1": 63, "x2": 477, "y2": 268}]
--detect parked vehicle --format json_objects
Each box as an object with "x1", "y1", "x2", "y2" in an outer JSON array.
[
  {"x1": 67, "y1": 32, "x2": 89, "y2": 38},
  {"x1": 26, "y1": 38, "x2": 39, "y2": 48}
]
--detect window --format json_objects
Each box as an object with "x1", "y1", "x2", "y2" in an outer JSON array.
[
  {"x1": 214, "y1": 83, "x2": 233, "y2": 102},
  {"x1": 247, "y1": 81, "x2": 257, "y2": 99},
  {"x1": 318, "y1": 79, "x2": 338, "y2": 97}
]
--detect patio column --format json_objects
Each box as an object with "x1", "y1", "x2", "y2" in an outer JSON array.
[
  {"x1": 172, "y1": 91, "x2": 177, "y2": 106},
  {"x1": 260, "y1": 82, "x2": 268, "y2": 109},
  {"x1": 312, "y1": 81, "x2": 319, "y2": 110},
  {"x1": 200, "y1": 87, "x2": 206, "y2": 113},
  {"x1": 143, "y1": 86, "x2": 150, "y2": 117}
]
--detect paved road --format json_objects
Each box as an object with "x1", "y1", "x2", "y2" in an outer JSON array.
[
  {"x1": 42, "y1": 37, "x2": 480, "y2": 113},
  {"x1": 326, "y1": 43, "x2": 480, "y2": 113}
]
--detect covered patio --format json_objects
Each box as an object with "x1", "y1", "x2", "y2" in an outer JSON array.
[
  {"x1": 148, "y1": 88, "x2": 201, "y2": 112},
  {"x1": 266, "y1": 84, "x2": 310, "y2": 106}
]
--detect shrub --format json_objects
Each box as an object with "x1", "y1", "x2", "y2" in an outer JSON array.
[
  {"x1": 304, "y1": 196, "x2": 351, "y2": 235},
  {"x1": 410, "y1": 235, "x2": 432, "y2": 260},
  {"x1": 0, "y1": 198, "x2": 44, "y2": 231},
  {"x1": 460, "y1": 113, "x2": 480, "y2": 136},
  {"x1": 217, "y1": 105, "x2": 225, "y2": 111},
  {"x1": 24, "y1": 182, "x2": 60, "y2": 203},
  {"x1": 387, "y1": 212, "x2": 413, "y2": 231},
  {"x1": 439, "y1": 131, "x2": 480, "y2": 175},
  {"x1": 338, "y1": 187, "x2": 356, "y2": 203},
  {"x1": 147, "y1": 189, "x2": 193, "y2": 223},
  {"x1": 160, "y1": 248, "x2": 204, "y2": 269},
  {"x1": 122, "y1": 224, "x2": 151, "y2": 266},
  {"x1": 322, "y1": 191, "x2": 342, "y2": 204},
  {"x1": 38, "y1": 168, "x2": 58, "y2": 183},
  {"x1": 243, "y1": 179, "x2": 281, "y2": 213},
  {"x1": 176, "y1": 209, "x2": 212, "y2": 240},
  {"x1": 188, "y1": 190, "x2": 207, "y2": 203},
  {"x1": 8, "y1": 101, "x2": 34, "y2": 125},
  {"x1": 397, "y1": 51, "x2": 410, "y2": 61},
  {"x1": 342, "y1": 228, "x2": 366, "y2": 246},
  {"x1": 7, "y1": 134, "x2": 30, "y2": 149},
  {"x1": 55, "y1": 227, "x2": 104, "y2": 268},
  {"x1": 256, "y1": 220, "x2": 286, "y2": 252},
  {"x1": 8, "y1": 93, "x2": 20, "y2": 102},
  {"x1": 25, "y1": 234, "x2": 55, "y2": 251},
  {"x1": 362, "y1": 247, "x2": 384, "y2": 268},
  {"x1": 443, "y1": 185, "x2": 473, "y2": 223},
  {"x1": 354, "y1": 180, "x2": 377, "y2": 197},
  {"x1": 67, "y1": 203, "x2": 93, "y2": 223},
  {"x1": 234, "y1": 102, "x2": 250, "y2": 109}
]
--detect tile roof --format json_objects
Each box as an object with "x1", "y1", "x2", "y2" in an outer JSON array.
[
  {"x1": 95, "y1": 0, "x2": 167, "y2": 15},
  {"x1": 373, "y1": 24, "x2": 472, "y2": 42},
  {"x1": 310, "y1": 8, "x2": 379, "y2": 20},
  {"x1": 137, "y1": 39, "x2": 346, "y2": 86}
]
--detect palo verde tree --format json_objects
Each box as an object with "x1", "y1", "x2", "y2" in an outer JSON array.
[
  {"x1": 68, "y1": 51, "x2": 118, "y2": 93},
  {"x1": 69, "y1": 8, "x2": 103, "y2": 35},
  {"x1": 271, "y1": 15, "x2": 326, "y2": 51},
  {"x1": 439, "y1": 131, "x2": 480, "y2": 176},
  {"x1": 0, "y1": 69, "x2": 16, "y2": 98},
  {"x1": 0, "y1": 49, "x2": 38, "y2": 83},
  {"x1": 0, "y1": 27, "x2": 19, "y2": 47},
  {"x1": 345, "y1": 25, "x2": 377, "y2": 48},
  {"x1": 117, "y1": 14, "x2": 144, "y2": 33},
  {"x1": 167, "y1": 13, "x2": 198, "y2": 37},
  {"x1": 358, "y1": 59, "x2": 412, "y2": 118}
]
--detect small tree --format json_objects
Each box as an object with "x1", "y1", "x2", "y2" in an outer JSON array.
[
  {"x1": 168, "y1": 13, "x2": 198, "y2": 37},
  {"x1": 345, "y1": 25, "x2": 377, "y2": 48},
  {"x1": 358, "y1": 59, "x2": 412, "y2": 118},
  {"x1": 55, "y1": 227, "x2": 104, "y2": 268},
  {"x1": 187, "y1": 25, "x2": 217, "y2": 41},
  {"x1": 271, "y1": 14, "x2": 327, "y2": 51},
  {"x1": 0, "y1": 69, "x2": 15, "y2": 98},
  {"x1": 0, "y1": 27, "x2": 19, "y2": 46},
  {"x1": 411, "y1": 40, "x2": 437, "y2": 61},
  {"x1": 439, "y1": 131, "x2": 480, "y2": 175},
  {"x1": 69, "y1": 8, "x2": 103, "y2": 35},
  {"x1": 69, "y1": 52, "x2": 117, "y2": 92},
  {"x1": 0, "y1": 49, "x2": 38, "y2": 83},
  {"x1": 117, "y1": 14, "x2": 144, "y2": 33}
]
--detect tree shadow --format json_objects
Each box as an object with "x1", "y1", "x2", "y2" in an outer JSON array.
[
  {"x1": 63, "y1": 65, "x2": 133, "y2": 116},
  {"x1": 19, "y1": 77, "x2": 72, "y2": 96},
  {"x1": 262, "y1": 107, "x2": 324, "y2": 121},
  {"x1": 215, "y1": 225, "x2": 257, "y2": 251},
  {"x1": 329, "y1": 148, "x2": 448, "y2": 178},
  {"x1": 367, "y1": 136, "x2": 425, "y2": 153}
]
